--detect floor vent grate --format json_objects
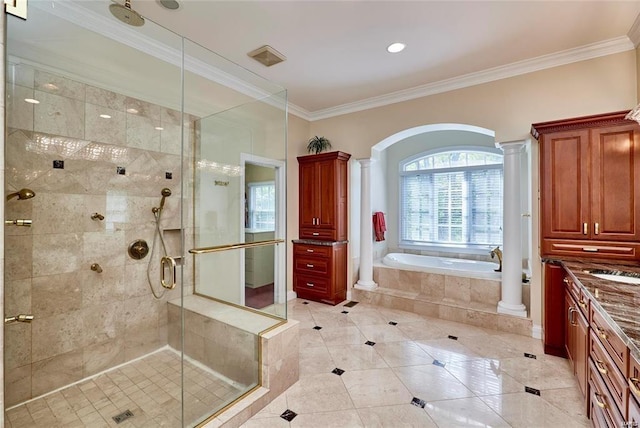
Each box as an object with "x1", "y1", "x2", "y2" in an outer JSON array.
[{"x1": 113, "y1": 409, "x2": 134, "y2": 424}]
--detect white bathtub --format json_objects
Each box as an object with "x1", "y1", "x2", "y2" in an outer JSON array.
[{"x1": 381, "y1": 253, "x2": 501, "y2": 280}]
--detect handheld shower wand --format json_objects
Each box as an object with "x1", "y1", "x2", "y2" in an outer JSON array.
[{"x1": 152, "y1": 188, "x2": 172, "y2": 214}]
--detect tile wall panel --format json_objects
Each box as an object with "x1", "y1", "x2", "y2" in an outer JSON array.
[{"x1": 4, "y1": 62, "x2": 194, "y2": 406}]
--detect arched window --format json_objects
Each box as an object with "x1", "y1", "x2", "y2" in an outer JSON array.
[{"x1": 400, "y1": 148, "x2": 503, "y2": 248}]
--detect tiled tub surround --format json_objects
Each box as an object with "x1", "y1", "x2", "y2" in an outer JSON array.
[
  {"x1": 561, "y1": 260, "x2": 640, "y2": 362},
  {"x1": 351, "y1": 263, "x2": 532, "y2": 336},
  {"x1": 5, "y1": 62, "x2": 195, "y2": 406}
]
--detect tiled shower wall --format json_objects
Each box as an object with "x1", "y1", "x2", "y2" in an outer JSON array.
[{"x1": 4, "y1": 62, "x2": 194, "y2": 407}]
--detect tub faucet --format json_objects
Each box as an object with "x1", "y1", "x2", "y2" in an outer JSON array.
[{"x1": 490, "y1": 246, "x2": 502, "y2": 272}]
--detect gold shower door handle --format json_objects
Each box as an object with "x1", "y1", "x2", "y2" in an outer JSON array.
[{"x1": 161, "y1": 256, "x2": 177, "y2": 290}]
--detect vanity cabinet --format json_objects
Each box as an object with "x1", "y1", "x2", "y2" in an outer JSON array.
[
  {"x1": 629, "y1": 355, "x2": 640, "y2": 426},
  {"x1": 297, "y1": 151, "x2": 351, "y2": 242},
  {"x1": 565, "y1": 276, "x2": 589, "y2": 397},
  {"x1": 534, "y1": 111, "x2": 640, "y2": 261},
  {"x1": 588, "y1": 305, "x2": 629, "y2": 426},
  {"x1": 245, "y1": 230, "x2": 275, "y2": 288}
]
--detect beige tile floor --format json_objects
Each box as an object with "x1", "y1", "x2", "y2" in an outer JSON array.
[
  {"x1": 5, "y1": 348, "x2": 243, "y2": 428},
  {"x1": 243, "y1": 298, "x2": 590, "y2": 428}
]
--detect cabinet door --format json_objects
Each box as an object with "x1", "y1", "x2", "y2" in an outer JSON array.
[
  {"x1": 590, "y1": 124, "x2": 640, "y2": 241},
  {"x1": 543, "y1": 263, "x2": 567, "y2": 357},
  {"x1": 565, "y1": 289, "x2": 576, "y2": 363},
  {"x1": 316, "y1": 158, "x2": 337, "y2": 229},
  {"x1": 299, "y1": 161, "x2": 318, "y2": 230},
  {"x1": 540, "y1": 130, "x2": 590, "y2": 239},
  {"x1": 575, "y1": 308, "x2": 588, "y2": 397}
]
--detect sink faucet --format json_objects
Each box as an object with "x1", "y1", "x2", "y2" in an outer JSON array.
[{"x1": 490, "y1": 246, "x2": 502, "y2": 272}]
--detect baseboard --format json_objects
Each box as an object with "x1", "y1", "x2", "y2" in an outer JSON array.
[
  {"x1": 287, "y1": 290, "x2": 297, "y2": 301},
  {"x1": 531, "y1": 324, "x2": 543, "y2": 339}
]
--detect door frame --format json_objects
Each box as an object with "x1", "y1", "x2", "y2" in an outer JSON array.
[{"x1": 239, "y1": 153, "x2": 286, "y2": 306}]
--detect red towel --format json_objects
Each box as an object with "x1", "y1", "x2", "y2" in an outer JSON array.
[{"x1": 373, "y1": 212, "x2": 386, "y2": 241}]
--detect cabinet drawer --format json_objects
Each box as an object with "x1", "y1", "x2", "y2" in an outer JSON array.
[
  {"x1": 589, "y1": 359, "x2": 625, "y2": 428},
  {"x1": 590, "y1": 330, "x2": 627, "y2": 415},
  {"x1": 591, "y1": 306, "x2": 629, "y2": 376},
  {"x1": 630, "y1": 354, "x2": 640, "y2": 404},
  {"x1": 294, "y1": 243, "x2": 332, "y2": 258},
  {"x1": 295, "y1": 257, "x2": 330, "y2": 275},
  {"x1": 565, "y1": 276, "x2": 589, "y2": 319},
  {"x1": 294, "y1": 274, "x2": 329, "y2": 294},
  {"x1": 542, "y1": 239, "x2": 640, "y2": 262},
  {"x1": 300, "y1": 227, "x2": 335, "y2": 241}
]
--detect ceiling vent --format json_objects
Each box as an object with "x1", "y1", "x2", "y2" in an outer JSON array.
[{"x1": 247, "y1": 45, "x2": 286, "y2": 67}]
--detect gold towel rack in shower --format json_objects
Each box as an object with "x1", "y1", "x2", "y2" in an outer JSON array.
[{"x1": 189, "y1": 239, "x2": 284, "y2": 255}]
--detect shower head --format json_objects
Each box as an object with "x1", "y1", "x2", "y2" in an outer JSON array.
[
  {"x1": 109, "y1": 0, "x2": 145, "y2": 27},
  {"x1": 6, "y1": 188, "x2": 36, "y2": 201},
  {"x1": 152, "y1": 188, "x2": 172, "y2": 214}
]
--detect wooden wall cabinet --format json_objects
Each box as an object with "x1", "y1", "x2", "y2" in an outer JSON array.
[
  {"x1": 534, "y1": 112, "x2": 640, "y2": 261},
  {"x1": 294, "y1": 151, "x2": 351, "y2": 305},
  {"x1": 297, "y1": 151, "x2": 350, "y2": 241}
]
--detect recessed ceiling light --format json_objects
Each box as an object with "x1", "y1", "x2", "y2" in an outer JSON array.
[
  {"x1": 126, "y1": 108, "x2": 139, "y2": 114},
  {"x1": 24, "y1": 98, "x2": 40, "y2": 104},
  {"x1": 387, "y1": 42, "x2": 406, "y2": 53},
  {"x1": 100, "y1": 114, "x2": 112, "y2": 119}
]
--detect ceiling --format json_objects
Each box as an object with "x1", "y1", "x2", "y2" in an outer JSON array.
[
  {"x1": 127, "y1": 0, "x2": 640, "y2": 119},
  {"x1": 11, "y1": 1, "x2": 640, "y2": 121}
]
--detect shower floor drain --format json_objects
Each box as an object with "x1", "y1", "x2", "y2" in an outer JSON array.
[{"x1": 113, "y1": 409, "x2": 134, "y2": 424}]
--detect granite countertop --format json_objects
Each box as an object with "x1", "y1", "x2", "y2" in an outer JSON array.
[
  {"x1": 292, "y1": 239, "x2": 348, "y2": 246},
  {"x1": 559, "y1": 259, "x2": 640, "y2": 362}
]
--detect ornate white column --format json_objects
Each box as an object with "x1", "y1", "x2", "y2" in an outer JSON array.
[
  {"x1": 496, "y1": 140, "x2": 527, "y2": 317},
  {"x1": 355, "y1": 158, "x2": 377, "y2": 290}
]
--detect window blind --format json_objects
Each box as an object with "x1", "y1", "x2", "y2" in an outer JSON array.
[{"x1": 401, "y1": 166, "x2": 502, "y2": 246}]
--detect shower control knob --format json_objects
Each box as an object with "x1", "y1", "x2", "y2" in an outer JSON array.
[{"x1": 128, "y1": 239, "x2": 149, "y2": 260}]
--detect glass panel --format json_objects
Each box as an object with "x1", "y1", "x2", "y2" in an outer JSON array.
[
  {"x1": 6, "y1": 2, "x2": 287, "y2": 427},
  {"x1": 5, "y1": 1, "x2": 185, "y2": 426},
  {"x1": 183, "y1": 40, "x2": 287, "y2": 426}
]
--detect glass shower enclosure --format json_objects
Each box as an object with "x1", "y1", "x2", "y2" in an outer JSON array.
[{"x1": 4, "y1": 1, "x2": 287, "y2": 427}]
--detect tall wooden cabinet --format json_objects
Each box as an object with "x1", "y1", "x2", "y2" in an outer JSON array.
[
  {"x1": 294, "y1": 151, "x2": 351, "y2": 305},
  {"x1": 534, "y1": 111, "x2": 640, "y2": 261},
  {"x1": 298, "y1": 151, "x2": 350, "y2": 241}
]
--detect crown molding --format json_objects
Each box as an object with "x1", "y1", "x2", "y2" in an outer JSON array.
[
  {"x1": 628, "y1": 14, "x2": 640, "y2": 47},
  {"x1": 286, "y1": 103, "x2": 311, "y2": 121},
  {"x1": 308, "y1": 36, "x2": 635, "y2": 122}
]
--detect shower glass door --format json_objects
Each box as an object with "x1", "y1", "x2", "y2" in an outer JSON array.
[{"x1": 4, "y1": 1, "x2": 286, "y2": 427}]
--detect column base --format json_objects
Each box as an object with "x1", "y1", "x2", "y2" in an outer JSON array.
[
  {"x1": 355, "y1": 280, "x2": 377, "y2": 291},
  {"x1": 497, "y1": 300, "x2": 527, "y2": 318}
]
